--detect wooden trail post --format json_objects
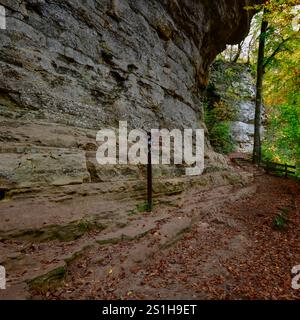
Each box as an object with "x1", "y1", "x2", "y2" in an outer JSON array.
[{"x1": 147, "y1": 131, "x2": 153, "y2": 211}]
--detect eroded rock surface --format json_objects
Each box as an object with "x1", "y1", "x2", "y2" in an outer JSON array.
[{"x1": 0, "y1": 0, "x2": 260, "y2": 190}]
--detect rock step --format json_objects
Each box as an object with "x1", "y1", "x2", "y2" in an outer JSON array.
[
  {"x1": 0, "y1": 181, "x2": 255, "y2": 299},
  {"x1": 0, "y1": 214, "x2": 172, "y2": 299},
  {"x1": 0, "y1": 170, "x2": 252, "y2": 235}
]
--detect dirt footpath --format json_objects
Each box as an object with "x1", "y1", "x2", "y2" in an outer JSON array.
[
  {"x1": 1, "y1": 159, "x2": 299, "y2": 300},
  {"x1": 31, "y1": 174, "x2": 300, "y2": 300}
]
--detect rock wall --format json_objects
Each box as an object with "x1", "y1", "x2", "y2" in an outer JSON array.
[
  {"x1": 0, "y1": 0, "x2": 260, "y2": 191},
  {"x1": 209, "y1": 61, "x2": 264, "y2": 153}
]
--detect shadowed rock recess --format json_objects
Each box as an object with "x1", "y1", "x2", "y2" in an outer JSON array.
[{"x1": 0, "y1": 0, "x2": 260, "y2": 192}]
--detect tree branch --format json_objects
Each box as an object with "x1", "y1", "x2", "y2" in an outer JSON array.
[{"x1": 263, "y1": 37, "x2": 292, "y2": 68}]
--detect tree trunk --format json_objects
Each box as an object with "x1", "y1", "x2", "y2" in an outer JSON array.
[{"x1": 253, "y1": 9, "x2": 268, "y2": 164}]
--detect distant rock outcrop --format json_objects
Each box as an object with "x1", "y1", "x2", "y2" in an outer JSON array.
[{"x1": 210, "y1": 61, "x2": 264, "y2": 153}]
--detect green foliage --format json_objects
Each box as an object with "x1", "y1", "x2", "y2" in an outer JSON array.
[
  {"x1": 247, "y1": 0, "x2": 300, "y2": 175},
  {"x1": 216, "y1": 1, "x2": 299, "y2": 162},
  {"x1": 272, "y1": 209, "x2": 289, "y2": 231},
  {"x1": 128, "y1": 202, "x2": 153, "y2": 216},
  {"x1": 262, "y1": 29, "x2": 300, "y2": 176},
  {"x1": 272, "y1": 214, "x2": 288, "y2": 231},
  {"x1": 263, "y1": 103, "x2": 300, "y2": 170},
  {"x1": 209, "y1": 122, "x2": 235, "y2": 154},
  {"x1": 204, "y1": 101, "x2": 236, "y2": 154}
]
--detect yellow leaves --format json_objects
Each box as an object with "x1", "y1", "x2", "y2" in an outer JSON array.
[
  {"x1": 264, "y1": 47, "x2": 300, "y2": 107},
  {"x1": 273, "y1": 156, "x2": 281, "y2": 162},
  {"x1": 270, "y1": 146, "x2": 277, "y2": 153}
]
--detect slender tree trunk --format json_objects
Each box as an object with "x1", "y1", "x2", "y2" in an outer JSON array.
[{"x1": 253, "y1": 9, "x2": 268, "y2": 164}]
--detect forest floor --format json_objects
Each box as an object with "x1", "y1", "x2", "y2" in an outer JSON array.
[{"x1": 1, "y1": 162, "x2": 300, "y2": 300}]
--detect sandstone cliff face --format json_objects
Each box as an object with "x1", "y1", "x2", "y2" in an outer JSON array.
[{"x1": 0, "y1": 0, "x2": 259, "y2": 191}]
